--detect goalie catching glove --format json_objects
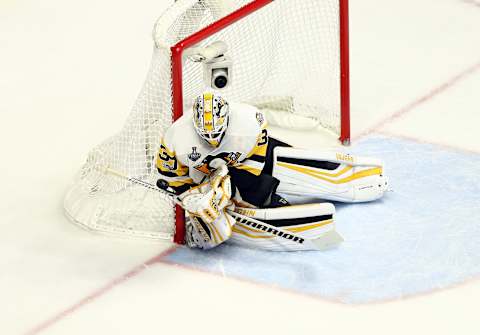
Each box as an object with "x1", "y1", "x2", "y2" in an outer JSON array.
[{"x1": 179, "y1": 165, "x2": 235, "y2": 249}]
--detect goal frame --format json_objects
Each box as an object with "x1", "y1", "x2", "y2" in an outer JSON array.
[{"x1": 170, "y1": 0, "x2": 350, "y2": 243}]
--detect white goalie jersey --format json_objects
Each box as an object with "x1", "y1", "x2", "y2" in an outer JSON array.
[
  {"x1": 156, "y1": 102, "x2": 272, "y2": 250},
  {"x1": 156, "y1": 102, "x2": 268, "y2": 194}
]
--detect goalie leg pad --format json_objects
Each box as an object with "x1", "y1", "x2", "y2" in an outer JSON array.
[
  {"x1": 272, "y1": 147, "x2": 388, "y2": 203},
  {"x1": 230, "y1": 203, "x2": 338, "y2": 251}
]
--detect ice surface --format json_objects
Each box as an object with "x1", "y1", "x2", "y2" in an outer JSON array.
[{"x1": 166, "y1": 135, "x2": 480, "y2": 303}]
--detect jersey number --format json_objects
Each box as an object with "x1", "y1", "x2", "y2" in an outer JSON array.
[
  {"x1": 159, "y1": 145, "x2": 177, "y2": 171},
  {"x1": 258, "y1": 129, "x2": 268, "y2": 146}
]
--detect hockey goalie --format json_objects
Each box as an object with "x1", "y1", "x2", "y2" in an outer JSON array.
[{"x1": 156, "y1": 92, "x2": 388, "y2": 251}]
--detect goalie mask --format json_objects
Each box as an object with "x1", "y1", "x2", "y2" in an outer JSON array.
[{"x1": 193, "y1": 92, "x2": 230, "y2": 147}]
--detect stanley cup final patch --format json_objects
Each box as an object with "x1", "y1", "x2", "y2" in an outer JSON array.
[{"x1": 188, "y1": 147, "x2": 201, "y2": 162}]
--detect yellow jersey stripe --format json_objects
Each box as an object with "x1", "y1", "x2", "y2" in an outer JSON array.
[
  {"x1": 234, "y1": 164, "x2": 262, "y2": 176},
  {"x1": 160, "y1": 140, "x2": 175, "y2": 157},
  {"x1": 246, "y1": 140, "x2": 268, "y2": 159}
]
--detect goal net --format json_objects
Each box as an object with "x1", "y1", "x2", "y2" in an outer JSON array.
[{"x1": 64, "y1": 0, "x2": 350, "y2": 243}]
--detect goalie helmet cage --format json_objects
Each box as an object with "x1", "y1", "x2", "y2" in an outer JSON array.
[{"x1": 63, "y1": 0, "x2": 350, "y2": 244}]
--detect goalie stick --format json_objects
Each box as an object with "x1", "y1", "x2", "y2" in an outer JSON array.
[{"x1": 103, "y1": 167, "x2": 343, "y2": 251}]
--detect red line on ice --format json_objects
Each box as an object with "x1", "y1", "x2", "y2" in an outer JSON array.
[
  {"x1": 24, "y1": 246, "x2": 178, "y2": 335},
  {"x1": 376, "y1": 130, "x2": 480, "y2": 155},
  {"x1": 157, "y1": 256, "x2": 480, "y2": 306},
  {"x1": 356, "y1": 60, "x2": 480, "y2": 140}
]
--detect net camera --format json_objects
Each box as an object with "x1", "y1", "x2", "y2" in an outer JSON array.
[
  {"x1": 203, "y1": 55, "x2": 232, "y2": 90},
  {"x1": 199, "y1": 41, "x2": 232, "y2": 90},
  {"x1": 185, "y1": 41, "x2": 232, "y2": 90}
]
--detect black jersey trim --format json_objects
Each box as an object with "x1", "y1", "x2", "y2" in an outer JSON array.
[{"x1": 247, "y1": 154, "x2": 266, "y2": 163}]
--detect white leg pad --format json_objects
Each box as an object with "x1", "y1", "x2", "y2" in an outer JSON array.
[
  {"x1": 273, "y1": 147, "x2": 388, "y2": 203},
  {"x1": 230, "y1": 203, "x2": 339, "y2": 251}
]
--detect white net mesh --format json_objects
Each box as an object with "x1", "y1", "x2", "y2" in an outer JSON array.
[{"x1": 64, "y1": 0, "x2": 345, "y2": 241}]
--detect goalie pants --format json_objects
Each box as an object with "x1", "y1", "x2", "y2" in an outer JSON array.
[{"x1": 229, "y1": 137, "x2": 290, "y2": 208}]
